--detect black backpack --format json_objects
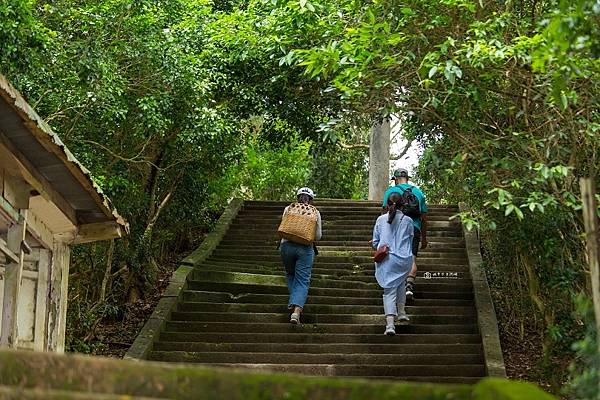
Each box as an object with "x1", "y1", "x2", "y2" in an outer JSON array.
[{"x1": 398, "y1": 187, "x2": 421, "y2": 219}]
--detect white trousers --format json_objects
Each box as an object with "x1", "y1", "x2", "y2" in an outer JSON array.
[{"x1": 383, "y1": 281, "x2": 407, "y2": 316}]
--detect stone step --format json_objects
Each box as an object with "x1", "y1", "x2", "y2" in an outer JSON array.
[
  {"x1": 188, "y1": 273, "x2": 473, "y2": 292},
  {"x1": 184, "y1": 284, "x2": 474, "y2": 300},
  {"x1": 149, "y1": 351, "x2": 484, "y2": 365},
  {"x1": 169, "y1": 311, "x2": 477, "y2": 325},
  {"x1": 197, "y1": 259, "x2": 471, "y2": 273},
  {"x1": 206, "y1": 255, "x2": 468, "y2": 265},
  {"x1": 192, "y1": 265, "x2": 471, "y2": 282},
  {"x1": 158, "y1": 331, "x2": 482, "y2": 344},
  {"x1": 164, "y1": 321, "x2": 479, "y2": 334},
  {"x1": 211, "y1": 249, "x2": 467, "y2": 258},
  {"x1": 152, "y1": 341, "x2": 483, "y2": 354},
  {"x1": 226, "y1": 226, "x2": 462, "y2": 234},
  {"x1": 220, "y1": 237, "x2": 466, "y2": 245},
  {"x1": 0, "y1": 385, "x2": 157, "y2": 400},
  {"x1": 244, "y1": 200, "x2": 457, "y2": 209},
  {"x1": 189, "y1": 271, "x2": 473, "y2": 292},
  {"x1": 240, "y1": 204, "x2": 458, "y2": 212},
  {"x1": 235, "y1": 213, "x2": 459, "y2": 222},
  {"x1": 233, "y1": 214, "x2": 461, "y2": 225},
  {"x1": 176, "y1": 302, "x2": 477, "y2": 315},
  {"x1": 360, "y1": 376, "x2": 483, "y2": 383},
  {"x1": 239, "y1": 205, "x2": 459, "y2": 213},
  {"x1": 223, "y1": 231, "x2": 463, "y2": 241},
  {"x1": 155, "y1": 362, "x2": 485, "y2": 377},
  {"x1": 180, "y1": 291, "x2": 474, "y2": 307},
  {"x1": 216, "y1": 243, "x2": 468, "y2": 252},
  {"x1": 244, "y1": 199, "x2": 456, "y2": 206}
]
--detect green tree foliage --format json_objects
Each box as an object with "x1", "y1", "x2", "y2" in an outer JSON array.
[
  {"x1": 262, "y1": 0, "x2": 599, "y2": 394},
  {"x1": 3, "y1": 0, "x2": 598, "y2": 394},
  {"x1": 0, "y1": 0, "x2": 368, "y2": 352}
]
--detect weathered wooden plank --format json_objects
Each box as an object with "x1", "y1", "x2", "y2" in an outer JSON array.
[
  {"x1": 0, "y1": 237, "x2": 19, "y2": 264},
  {"x1": 26, "y1": 209, "x2": 54, "y2": 249},
  {"x1": 73, "y1": 221, "x2": 125, "y2": 244},
  {"x1": 0, "y1": 196, "x2": 20, "y2": 223},
  {"x1": 0, "y1": 211, "x2": 27, "y2": 347},
  {"x1": 0, "y1": 266, "x2": 37, "y2": 280},
  {"x1": 46, "y1": 242, "x2": 70, "y2": 352},
  {"x1": 34, "y1": 249, "x2": 50, "y2": 351},
  {"x1": 2, "y1": 173, "x2": 30, "y2": 210}
]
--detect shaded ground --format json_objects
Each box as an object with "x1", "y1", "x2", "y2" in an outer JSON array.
[
  {"x1": 89, "y1": 264, "x2": 175, "y2": 358},
  {"x1": 493, "y1": 290, "x2": 572, "y2": 399}
]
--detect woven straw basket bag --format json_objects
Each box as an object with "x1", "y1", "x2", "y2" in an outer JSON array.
[{"x1": 277, "y1": 202, "x2": 318, "y2": 245}]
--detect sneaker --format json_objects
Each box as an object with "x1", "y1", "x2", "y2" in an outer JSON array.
[
  {"x1": 384, "y1": 324, "x2": 396, "y2": 336},
  {"x1": 290, "y1": 312, "x2": 300, "y2": 324},
  {"x1": 398, "y1": 312, "x2": 410, "y2": 322},
  {"x1": 406, "y1": 282, "x2": 415, "y2": 302}
]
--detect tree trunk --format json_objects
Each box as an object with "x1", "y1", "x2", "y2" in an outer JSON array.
[
  {"x1": 368, "y1": 118, "x2": 390, "y2": 201},
  {"x1": 520, "y1": 251, "x2": 555, "y2": 361},
  {"x1": 580, "y1": 177, "x2": 600, "y2": 368}
]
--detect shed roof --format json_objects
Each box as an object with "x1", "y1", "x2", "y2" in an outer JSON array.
[{"x1": 0, "y1": 74, "x2": 127, "y2": 232}]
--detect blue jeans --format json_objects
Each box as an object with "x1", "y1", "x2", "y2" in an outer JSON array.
[{"x1": 279, "y1": 241, "x2": 314, "y2": 309}]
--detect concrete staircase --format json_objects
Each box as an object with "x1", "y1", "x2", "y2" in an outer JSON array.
[{"x1": 146, "y1": 200, "x2": 486, "y2": 383}]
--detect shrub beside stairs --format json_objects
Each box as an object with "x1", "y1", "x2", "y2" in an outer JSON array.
[{"x1": 127, "y1": 199, "x2": 504, "y2": 382}]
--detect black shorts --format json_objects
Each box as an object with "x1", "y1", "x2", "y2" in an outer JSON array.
[{"x1": 412, "y1": 228, "x2": 421, "y2": 257}]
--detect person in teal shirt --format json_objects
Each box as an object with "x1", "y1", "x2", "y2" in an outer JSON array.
[{"x1": 381, "y1": 168, "x2": 428, "y2": 301}]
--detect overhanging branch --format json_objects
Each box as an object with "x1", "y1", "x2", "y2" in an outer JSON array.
[{"x1": 390, "y1": 140, "x2": 413, "y2": 160}]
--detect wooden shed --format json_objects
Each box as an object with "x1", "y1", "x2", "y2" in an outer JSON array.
[{"x1": 0, "y1": 75, "x2": 127, "y2": 352}]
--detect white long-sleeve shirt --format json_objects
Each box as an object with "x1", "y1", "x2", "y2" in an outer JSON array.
[{"x1": 372, "y1": 212, "x2": 414, "y2": 288}]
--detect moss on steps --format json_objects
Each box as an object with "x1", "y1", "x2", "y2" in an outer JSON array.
[
  {"x1": 0, "y1": 350, "x2": 554, "y2": 400},
  {"x1": 0, "y1": 385, "x2": 158, "y2": 399}
]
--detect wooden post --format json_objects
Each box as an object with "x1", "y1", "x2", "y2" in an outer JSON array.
[
  {"x1": 46, "y1": 242, "x2": 70, "y2": 352},
  {"x1": 0, "y1": 212, "x2": 27, "y2": 347},
  {"x1": 580, "y1": 178, "x2": 600, "y2": 360},
  {"x1": 33, "y1": 249, "x2": 51, "y2": 351}
]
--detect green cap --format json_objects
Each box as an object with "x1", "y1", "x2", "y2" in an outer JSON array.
[{"x1": 391, "y1": 168, "x2": 409, "y2": 179}]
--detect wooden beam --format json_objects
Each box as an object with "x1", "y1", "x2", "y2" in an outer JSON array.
[
  {"x1": 0, "y1": 266, "x2": 38, "y2": 280},
  {"x1": 0, "y1": 237, "x2": 19, "y2": 264},
  {"x1": 0, "y1": 211, "x2": 27, "y2": 348},
  {"x1": 0, "y1": 136, "x2": 78, "y2": 225},
  {"x1": 54, "y1": 221, "x2": 124, "y2": 245},
  {"x1": 0, "y1": 195, "x2": 21, "y2": 223},
  {"x1": 2, "y1": 173, "x2": 30, "y2": 210},
  {"x1": 580, "y1": 177, "x2": 600, "y2": 367},
  {"x1": 26, "y1": 209, "x2": 54, "y2": 249}
]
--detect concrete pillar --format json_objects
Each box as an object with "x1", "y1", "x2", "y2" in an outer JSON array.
[{"x1": 368, "y1": 118, "x2": 391, "y2": 201}]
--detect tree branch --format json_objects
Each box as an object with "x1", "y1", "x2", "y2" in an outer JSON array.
[
  {"x1": 390, "y1": 140, "x2": 413, "y2": 160},
  {"x1": 338, "y1": 142, "x2": 369, "y2": 150}
]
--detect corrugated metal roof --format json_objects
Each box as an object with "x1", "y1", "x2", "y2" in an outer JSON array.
[{"x1": 0, "y1": 74, "x2": 127, "y2": 230}]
